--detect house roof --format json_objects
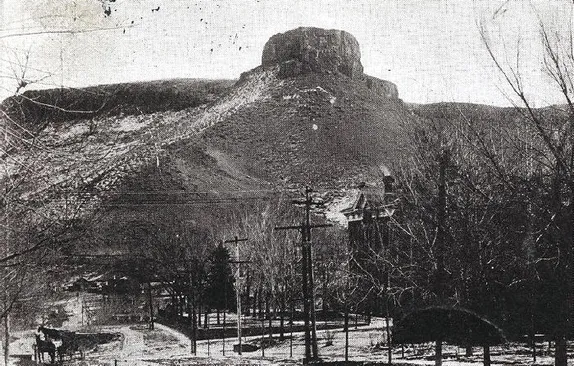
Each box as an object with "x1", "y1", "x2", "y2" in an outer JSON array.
[
  {"x1": 341, "y1": 184, "x2": 385, "y2": 211},
  {"x1": 341, "y1": 183, "x2": 396, "y2": 220}
]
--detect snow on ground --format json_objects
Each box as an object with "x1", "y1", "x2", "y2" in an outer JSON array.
[
  {"x1": 4, "y1": 294, "x2": 573, "y2": 365},
  {"x1": 3, "y1": 294, "x2": 85, "y2": 366}
]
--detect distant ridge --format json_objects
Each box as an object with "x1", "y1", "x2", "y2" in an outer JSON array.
[{"x1": 0, "y1": 78, "x2": 235, "y2": 131}]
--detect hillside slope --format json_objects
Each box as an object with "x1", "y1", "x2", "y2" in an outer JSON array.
[
  {"x1": 200, "y1": 67, "x2": 409, "y2": 188},
  {"x1": 1, "y1": 26, "x2": 542, "y2": 257}
]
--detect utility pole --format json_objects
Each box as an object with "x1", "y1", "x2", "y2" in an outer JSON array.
[
  {"x1": 435, "y1": 147, "x2": 449, "y2": 366},
  {"x1": 436, "y1": 147, "x2": 448, "y2": 300},
  {"x1": 224, "y1": 236, "x2": 248, "y2": 355},
  {"x1": 147, "y1": 281, "x2": 154, "y2": 330},
  {"x1": 187, "y1": 269, "x2": 197, "y2": 355},
  {"x1": 275, "y1": 186, "x2": 332, "y2": 363}
]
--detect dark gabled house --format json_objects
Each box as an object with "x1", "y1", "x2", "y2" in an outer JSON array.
[
  {"x1": 341, "y1": 176, "x2": 396, "y2": 261},
  {"x1": 341, "y1": 176, "x2": 397, "y2": 315}
]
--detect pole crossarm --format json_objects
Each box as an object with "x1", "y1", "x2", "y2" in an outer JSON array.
[
  {"x1": 224, "y1": 238, "x2": 248, "y2": 244},
  {"x1": 275, "y1": 225, "x2": 303, "y2": 231}
]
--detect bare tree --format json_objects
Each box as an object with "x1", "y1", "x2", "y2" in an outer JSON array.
[
  {"x1": 479, "y1": 9, "x2": 574, "y2": 365},
  {"x1": 0, "y1": 13, "x2": 135, "y2": 361}
]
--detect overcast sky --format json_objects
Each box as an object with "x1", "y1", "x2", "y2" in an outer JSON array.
[{"x1": 1, "y1": 0, "x2": 571, "y2": 106}]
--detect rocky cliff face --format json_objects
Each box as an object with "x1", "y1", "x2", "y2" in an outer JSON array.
[
  {"x1": 364, "y1": 75, "x2": 399, "y2": 100},
  {"x1": 262, "y1": 27, "x2": 364, "y2": 79},
  {"x1": 260, "y1": 27, "x2": 398, "y2": 100}
]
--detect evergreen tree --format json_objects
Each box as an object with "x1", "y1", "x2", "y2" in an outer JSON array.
[{"x1": 205, "y1": 245, "x2": 236, "y2": 314}]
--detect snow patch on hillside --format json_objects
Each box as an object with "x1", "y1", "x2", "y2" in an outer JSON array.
[
  {"x1": 165, "y1": 66, "x2": 283, "y2": 145},
  {"x1": 324, "y1": 190, "x2": 359, "y2": 227},
  {"x1": 58, "y1": 124, "x2": 91, "y2": 139},
  {"x1": 111, "y1": 115, "x2": 154, "y2": 132}
]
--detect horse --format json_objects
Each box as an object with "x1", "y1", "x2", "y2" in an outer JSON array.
[
  {"x1": 38, "y1": 326, "x2": 67, "y2": 340},
  {"x1": 34, "y1": 334, "x2": 56, "y2": 364},
  {"x1": 38, "y1": 326, "x2": 82, "y2": 361}
]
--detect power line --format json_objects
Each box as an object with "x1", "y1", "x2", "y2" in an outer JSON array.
[
  {"x1": 102, "y1": 189, "x2": 283, "y2": 195},
  {"x1": 100, "y1": 196, "x2": 274, "y2": 206},
  {"x1": 11, "y1": 186, "x2": 358, "y2": 199},
  {"x1": 0, "y1": 25, "x2": 134, "y2": 40}
]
